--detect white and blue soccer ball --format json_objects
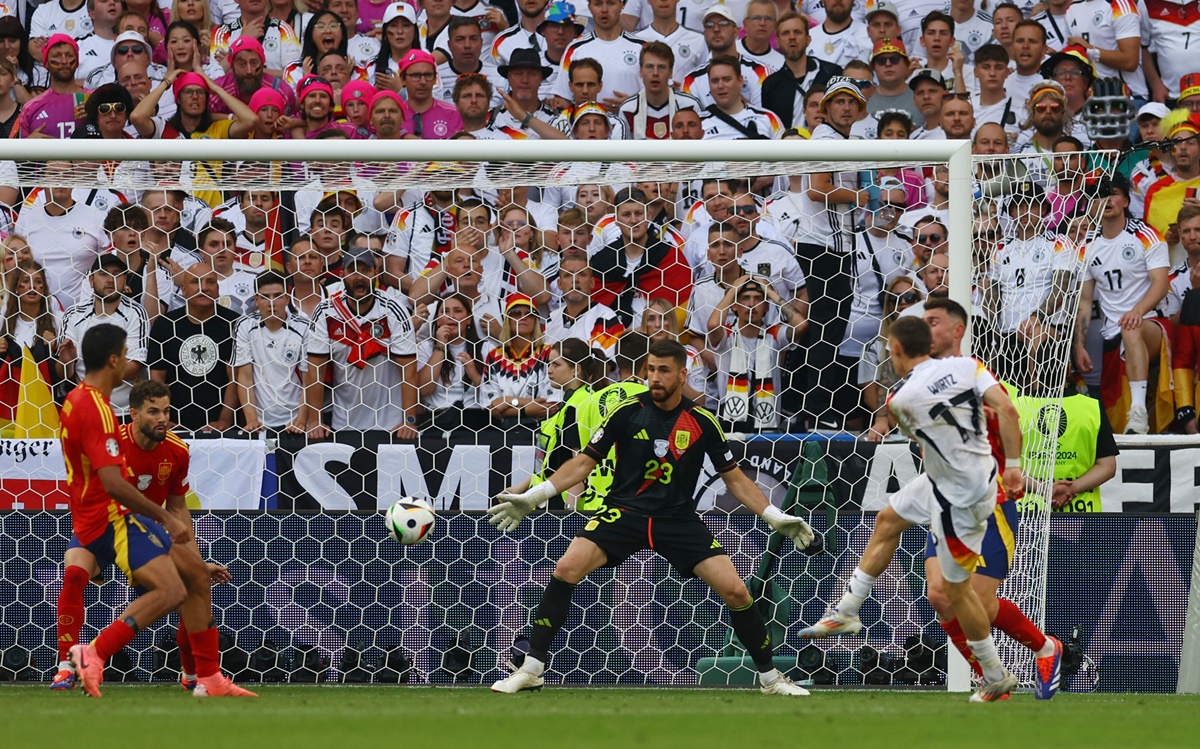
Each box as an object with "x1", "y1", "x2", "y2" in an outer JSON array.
[{"x1": 385, "y1": 497, "x2": 436, "y2": 545}]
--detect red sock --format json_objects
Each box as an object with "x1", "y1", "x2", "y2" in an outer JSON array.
[
  {"x1": 57, "y1": 566, "x2": 89, "y2": 663},
  {"x1": 992, "y1": 598, "x2": 1048, "y2": 653},
  {"x1": 93, "y1": 620, "x2": 137, "y2": 662},
  {"x1": 940, "y1": 618, "x2": 983, "y2": 677},
  {"x1": 189, "y1": 627, "x2": 221, "y2": 679},
  {"x1": 177, "y1": 621, "x2": 196, "y2": 676}
]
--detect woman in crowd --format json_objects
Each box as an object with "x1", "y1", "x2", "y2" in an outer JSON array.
[
  {"x1": 1047, "y1": 136, "x2": 1088, "y2": 231},
  {"x1": 158, "y1": 0, "x2": 215, "y2": 65},
  {"x1": 636, "y1": 296, "x2": 709, "y2": 404},
  {"x1": 417, "y1": 292, "x2": 488, "y2": 432},
  {"x1": 271, "y1": 0, "x2": 308, "y2": 34},
  {"x1": 498, "y1": 204, "x2": 557, "y2": 290},
  {"x1": 127, "y1": 0, "x2": 170, "y2": 48},
  {"x1": 0, "y1": 57, "x2": 23, "y2": 137},
  {"x1": 368, "y1": 3, "x2": 419, "y2": 90},
  {"x1": 162, "y1": 21, "x2": 224, "y2": 78},
  {"x1": 0, "y1": 16, "x2": 40, "y2": 96},
  {"x1": 482, "y1": 293, "x2": 554, "y2": 428}
]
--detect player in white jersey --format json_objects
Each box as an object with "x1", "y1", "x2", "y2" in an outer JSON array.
[
  {"x1": 1139, "y1": 0, "x2": 1200, "y2": 101},
  {"x1": 1075, "y1": 176, "x2": 1170, "y2": 433},
  {"x1": 984, "y1": 182, "x2": 1081, "y2": 389},
  {"x1": 1065, "y1": 0, "x2": 1147, "y2": 98},
  {"x1": 233, "y1": 272, "x2": 310, "y2": 432},
  {"x1": 300, "y1": 247, "x2": 419, "y2": 434},
  {"x1": 800, "y1": 316, "x2": 1023, "y2": 703}
]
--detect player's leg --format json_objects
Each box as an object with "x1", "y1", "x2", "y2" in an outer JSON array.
[
  {"x1": 693, "y1": 554, "x2": 808, "y2": 696},
  {"x1": 925, "y1": 553, "x2": 983, "y2": 678},
  {"x1": 1121, "y1": 321, "x2": 1163, "y2": 433},
  {"x1": 491, "y1": 536, "x2": 609, "y2": 693},
  {"x1": 800, "y1": 495, "x2": 916, "y2": 638},
  {"x1": 52, "y1": 547, "x2": 101, "y2": 690},
  {"x1": 70, "y1": 516, "x2": 186, "y2": 698}
]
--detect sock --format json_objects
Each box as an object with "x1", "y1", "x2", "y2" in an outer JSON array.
[
  {"x1": 93, "y1": 619, "x2": 137, "y2": 662},
  {"x1": 967, "y1": 636, "x2": 1006, "y2": 684},
  {"x1": 177, "y1": 621, "x2": 196, "y2": 679},
  {"x1": 836, "y1": 568, "x2": 877, "y2": 617},
  {"x1": 729, "y1": 598, "x2": 774, "y2": 672},
  {"x1": 57, "y1": 566, "x2": 89, "y2": 663},
  {"x1": 528, "y1": 575, "x2": 577, "y2": 663},
  {"x1": 520, "y1": 655, "x2": 545, "y2": 676},
  {"x1": 940, "y1": 618, "x2": 982, "y2": 677},
  {"x1": 189, "y1": 627, "x2": 221, "y2": 679},
  {"x1": 992, "y1": 598, "x2": 1050, "y2": 655},
  {"x1": 1130, "y1": 380, "x2": 1148, "y2": 409}
]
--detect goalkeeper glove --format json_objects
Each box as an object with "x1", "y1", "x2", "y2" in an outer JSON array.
[
  {"x1": 762, "y1": 505, "x2": 815, "y2": 550},
  {"x1": 487, "y1": 480, "x2": 558, "y2": 532}
]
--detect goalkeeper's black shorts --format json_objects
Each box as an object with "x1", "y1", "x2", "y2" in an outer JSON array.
[{"x1": 578, "y1": 505, "x2": 726, "y2": 578}]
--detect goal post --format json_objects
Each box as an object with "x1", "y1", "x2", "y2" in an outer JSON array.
[{"x1": 0, "y1": 139, "x2": 1112, "y2": 688}]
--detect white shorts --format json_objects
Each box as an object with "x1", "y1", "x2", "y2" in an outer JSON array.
[{"x1": 889, "y1": 473, "x2": 997, "y2": 584}]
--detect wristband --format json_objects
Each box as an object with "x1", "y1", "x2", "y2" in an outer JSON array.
[
  {"x1": 527, "y1": 479, "x2": 559, "y2": 506},
  {"x1": 1005, "y1": 459, "x2": 1020, "y2": 470},
  {"x1": 762, "y1": 504, "x2": 788, "y2": 523},
  {"x1": 520, "y1": 111, "x2": 534, "y2": 128}
]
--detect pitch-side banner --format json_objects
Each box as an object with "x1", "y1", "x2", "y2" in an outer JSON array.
[
  {"x1": 0, "y1": 438, "x2": 266, "y2": 510},
  {"x1": 3, "y1": 435, "x2": 1197, "y2": 513}
]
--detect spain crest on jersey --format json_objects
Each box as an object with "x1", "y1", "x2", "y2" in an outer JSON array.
[
  {"x1": 158, "y1": 462, "x2": 173, "y2": 483},
  {"x1": 674, "y1": 431, "x2": 691, "y2": 451}
]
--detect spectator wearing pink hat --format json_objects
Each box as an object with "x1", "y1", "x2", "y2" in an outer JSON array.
[
  {"x1": 400, "y1": 49, "x2": 464, "y2": 138},
  {"x1": 339, "y1": 78, "x2": 377, "y2": 137},
  {"x1": 248, "y1": 86, "x2": 288, "y2": 138},
  {"x1": 368, "y1": 90, "x2": 409, "y2": 139},
  {"x1": 131, "y1": 68, "x2": 259, "y2": 141},
  {"x1": 19, "y1": 34, "x2": 85, "y2": 138},
  {"x1": 209, "y1": 34, "x2": 297, "y2": 116},
  {"x1": 210, "y1": 0, "x2": 301, "y2": 77},
  {"x1": 286, "y1": 73, "x2": 360, "y2": 139}
]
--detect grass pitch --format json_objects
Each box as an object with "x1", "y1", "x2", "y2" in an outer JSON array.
[{"x1": 0, "y1": 685, "x2": 1192, "y2": 749}]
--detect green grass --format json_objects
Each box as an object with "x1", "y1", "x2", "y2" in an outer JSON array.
[{"x1": 0, "y1": 685, "x2": 1193, "y2": 749}]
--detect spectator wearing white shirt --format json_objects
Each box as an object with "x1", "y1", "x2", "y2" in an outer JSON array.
[
  {"x1": 1006, "y1": 19, "x2": 1048, "y2": 109},
  {"x1": 809, "y1": 0, "x2": 872, "y2": 69},
  {"x1": 1065, "y1": 0, "x2": 1146, "y2": 99},
  {"x1": 233, "y1": 271, "x2": 310, "y2": 432},
  {"x1": 631, "y1": 0, "x2": 706, "y2": 86},
  {"x1": 75, "y1": 0, "x2": 122, "y2": 82},
  {"x1": 737, "y1": 0, "x2": 785, "y2": 72},
  {"x1": 544, "y1": 250, "x2": 625, "y2": 356},
  {"x1": 909, "y1": 68, "x2": 947, "y2": 139},
  {"x1": 417, "y1": 292, "x2": 489, "y2": 431},
  {"x1": 15, "y1": 182, "x2": 110, "y2": 309}
]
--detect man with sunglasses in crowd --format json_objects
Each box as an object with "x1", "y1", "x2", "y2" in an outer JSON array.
[
  {"x1": 1014, "y1": 81, "x2": 1074, "y2": 187},
  {"x1": 867, "y1": 37, "x2": 915, "y2": 121},
  {"x1": 85, "y1": 30, "x2": 165, "y2": 90}
]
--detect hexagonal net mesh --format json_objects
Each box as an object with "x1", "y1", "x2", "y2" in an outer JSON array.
[{"x1": 0, "y1": 146, "x2": 1117, "y2": 689}]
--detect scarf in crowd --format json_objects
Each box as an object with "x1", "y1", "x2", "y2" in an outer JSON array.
[
  {"x1": 631, "y1": 88, "x2": 677, "y2": 141},
  {"x1": 719, "y1": 328, "x2": 778, "y2": 429},
  {"x1": 328, "y1": 291, "x2": 386, "y2": 369}
]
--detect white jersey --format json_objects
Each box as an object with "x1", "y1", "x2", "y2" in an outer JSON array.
[
  {"x1": 215, "y1": 270, "x2": 258, "y2": 317},
  {"x1": 682, "y1": 56, "x2": 767, "y2": 109},
  {"x1": 614, "y1": 89, "x2": 703, "y2": 140},
  {"x1": 686, "y1": 275, "x2": 734, "y2": 336},
  {"x1": 763, "y1": 191, "x2": 814, "y2": 252},
  {"x1": 632, "y1": 24, "x2": 707, "y2": 86},
  {"x1": 797, "y1": 123, "x2": 858, "y2": 253},
  {"x1": 739, "y1": 238, "x2": 807, "y2": 300},
  {"x1": 552, "y1": 33, "x2": 645, "y2": 105},
  {"x1": 887, "y1": 355, "x2": 999, "y2": 507},
  {"x1": 211, "y1": 18, "x2": 302, "y2": 73},
  {"x1": 1066, "y1": 0, "x2": 1147, "y2": 97},
  {"x1": 954, "y1": 11, "x2": 995, "y2": 62},
  {"x1": 990, "y1": 232, "x2": 1080, "y2": 332},
  {"x1": 800, "y1": 0, "x2": 869, "y2": 26},
  {"x1": 416, "y1": 338, "x2": 481, "y2": 410},
  {"x1": 698, "y1": 103, "x2": 784, "y2": 140},
  {"x1": 623, "y1": 0, "x2": 717, "y2": 33},
  {"x1": 307, "y1": 292, "x2": 417, "y2": 430},
  {"x1": 839, "y1": 229, "x2": 914, "y2": 358},
  {"x1": 1035, "y1": 10, "x2": 1072, "y2": 50},
  {"x1": 1139, "y1": 0, "x2": 1200, "y2": 99},
  {"x1": 15, "y1": 189, "x2": 111, "y2": 309},
  {"x1": 891, "y1": 0, "x2": 951, "y2": 59},
  {"x1": 448, "y1": 1, "x2": 504, "y2": 48},
  {"x1": 543, "y1": 301, "x2": 624, "y2": 357},
  {"x1": 490, "y1": 23, "x2": 546, "y2": 67},
  {"x1": 736, "y1": 37, "x2": 784, "y2": 74},
  {"x1": 807, "y1": 20, "x2": 873, "y2": 69},
  {"x1": 232, "y1": 312, "x2": 310, "y2": 428},
  {"x1": 75, "y1": 33, "x2": 114, "y2": 81},
  {"x1": 60, "y1": 298, "x2": 149, "y2": 411},
  {"x1": 1083, "y1": 219, "x2": 1171, "y2": 338},
  {"x1": 434, "y1": 59, "x2": 504, "y2": 107},
  {"x1": 1162, "y1": 260, "x2": 1194, "y2": 318},
  {"x1": 30, "y1": 0, "x2": 93, "y2": 39}
]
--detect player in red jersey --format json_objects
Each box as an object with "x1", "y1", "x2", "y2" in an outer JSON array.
[
  {"x1": 922, "y1": 298, "x2": 1063, "y2": 700},
  {"x1": 59, "y1": 324, "x2": 255, "y2": 698}
]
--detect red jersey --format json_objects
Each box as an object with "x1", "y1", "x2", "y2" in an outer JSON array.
[
  {"x1": 60, "y1": 383, "x2": 128, "y2": 545},
  {"x1": 119, "y1": 423, "x2": 190, "y2": 507},
  {"x1": 989, "y1": 379, "x2": 1008, "y2": 503}
]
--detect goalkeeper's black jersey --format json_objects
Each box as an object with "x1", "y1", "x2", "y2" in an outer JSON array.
[{"x1": 582, "y1": 391, "x2": 737, "y2": 517}]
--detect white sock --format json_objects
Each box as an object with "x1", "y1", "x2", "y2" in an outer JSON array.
[
  {"x1": 967, "y1": 636, "x2": 1006, "y2": 684},
  {"x1": 759, "y1": 668, "x2": 781, "y2": 685},
  {"x1": 1130, "y1": 381, "x2": 1148, "y2": 409},
  {"x1": 521, "y1": 656, "x2": 545, "y2": 676},
  {"x1": 58, "y1": 660, "x2": 73, "y2": 672},
  {"x1": 836, "y1": 568, "x2": 877, "y2": 617},
  {"x1": 1034, "y1": 640, "x2": 1057, "y2": 659},
  {"x1": 183, "y1": 672, "x2": 197, "y2": 681}
]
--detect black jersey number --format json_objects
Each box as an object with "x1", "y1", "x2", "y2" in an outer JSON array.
[
  {"x1": 1103, "y1": 269, "x2": 1122, "y2": 291},
  {"x1": 643, "y1": 459, "x2": 674, "y2": 485},
  {"x1": 1014, "y1": 267, "x2": 1025, "y2": 287},
  {"x1": 927, "y1": 390, "x2": 983, "y2": 443}
]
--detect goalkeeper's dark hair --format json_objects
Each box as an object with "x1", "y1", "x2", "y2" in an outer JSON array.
[
  {"x1": 924, "y1": 296, "x2": 968, "y2": 327},
  {"x1": 555, "y1": 337, "x2": 608, "y2": 387},
  {"x1": 889, "y1": 316, "x2": 933, "y2": 359},
  {"x1": 129, "y1": 379, "x2": 171, "y2": 410},
  {"x1": 81, "y1": 323, "x2": 128, "y2": 373},
  {"x1": 614, "y1": 332, "x2": 649, "y2": 378},
  {"x1": 648, "y1": 339, "x2": 688, "y2": 368}
]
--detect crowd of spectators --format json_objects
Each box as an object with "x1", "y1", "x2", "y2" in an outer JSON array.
[{"x1": 1, "y1": 0, "x2": 1200, "y2": 439}]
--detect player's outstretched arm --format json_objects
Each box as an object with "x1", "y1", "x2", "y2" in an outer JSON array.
[
  {"x1": 982, "y1": 384, "x2": 1024, "y2": 500},
  {"x1": 723, "y1": 466, "x2": 814, "y2": 550},
  {"x1": 488, "y1": 453, "x2": 600, "y2": 532}
]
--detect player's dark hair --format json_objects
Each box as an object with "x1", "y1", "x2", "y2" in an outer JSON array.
[
  {"x1": 568, "y1": 56, "x2": 604, "y2": 83},
  {"x1": 555, "y1": 337, "x2": 608, "y2": 387},
  {"x1": 708, "y1": 54, "x2": 743, "y2": 81},
  {"x1": 924, "y1": 296, "x2": 968, "y2": 327},
  {"x1": 647, "y1": 339, "x2": 687, "y2": 368},
  {"x1": 129, "y1": 379, "x2": 171, "y2": 410},
  {"x1": 992, "y1": 2, "x2": 1023, "y2": 18},
  {"x1": 889, "y1": 316, "x2": 933, "y2": 358},
  {"x1": 614, "y1": 332, "x2": 649, "y2": 377},
  {"x1": 81, "y1": 323, "x2": 128, "y2": 372},
  {"x1": 708, "y1": 220, "x2": 739, "y2": 237},
  {"x1": 256, "y1": 271, "x2": 287, "y2": 291}
]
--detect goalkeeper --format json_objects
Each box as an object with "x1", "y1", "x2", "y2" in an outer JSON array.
[{"x1": 488, "y1": 340, "x2": 815, "y2": 696}]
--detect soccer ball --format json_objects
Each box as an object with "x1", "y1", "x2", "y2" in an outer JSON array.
[{"x1": 384, "y1": 498, "x2": 436, "y2": 545}]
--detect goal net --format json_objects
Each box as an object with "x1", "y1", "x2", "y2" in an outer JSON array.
[{"x1": 0, "y1": 140, "x2": 1116, "y2": 688}]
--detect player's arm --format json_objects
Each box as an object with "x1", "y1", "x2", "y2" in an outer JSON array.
[
  {"x1": 982, "y1": 383, "x2": 1024, "y2": 500},
  {"x1": 722, "y1": 464, "x2": 815, "y2": 548},
  {"x1": 393, "y1": 353, "x2": 419, "y2": 439},
  {"x1": 487, "y1": 452, "x2": 600, "y2": 532},
  {"x1": 1074, "y1": 277, "x2": 1096, "y2": 373},
  {"x1": 806, "y1": 172, "x2": 866, "y2": 207},
  {"x1": 96, "y1": 466, "x2": 192, "y2": 544}
]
